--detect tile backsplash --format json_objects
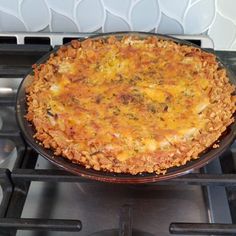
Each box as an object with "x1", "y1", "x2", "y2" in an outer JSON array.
[{"x1": 0, "y1": 0, "x2": 235, "y2": 50}]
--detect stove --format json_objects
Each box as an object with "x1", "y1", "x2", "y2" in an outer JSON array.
[{"x1": 0, "y1": 33, "x2": 236, "y2": 236}]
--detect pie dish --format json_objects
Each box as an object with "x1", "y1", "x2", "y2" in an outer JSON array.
[{"x1": 25, "y1": 34, "x2": 236, "y2": 175}]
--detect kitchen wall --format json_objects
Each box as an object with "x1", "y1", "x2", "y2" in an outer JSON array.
[{"x1": 0, "y1": 0, "x2": 235, "y2": 50}]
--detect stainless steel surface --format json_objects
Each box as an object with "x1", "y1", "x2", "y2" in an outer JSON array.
[
  {"x1": 204, "y1": 159, "x2": 232, "y2": 224},
  {"x1": 0, "y1": 81, "x2": 19, "y2": 168},
  {"x1": 0, "y1": 78, "x2": 22, "y2": 90},
  {"x1": 0, "y1": 107, "x2": 18, "y2": 131},
  {"x1": 0, "y1": 85, "x2": 19, "y2": 209},
  {"x1": 0, "y1": 77, "x2": 20, "y2": 210}
]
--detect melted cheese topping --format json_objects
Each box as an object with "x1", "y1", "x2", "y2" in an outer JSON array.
[{"x1": 50, "y1": 40, "x2": 207, "y2": 151}]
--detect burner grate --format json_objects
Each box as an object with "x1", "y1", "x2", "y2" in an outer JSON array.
[
  {"x1": 170, "y1": 223, "x2": 236, "y2": 235},
  {"x1": 8, "y1": 168, "x2": 236, "y2": 186}
]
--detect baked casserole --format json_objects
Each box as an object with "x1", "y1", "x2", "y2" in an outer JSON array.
[{"x1": 26, "y1": 35, "x2": 236, "y2": 174}]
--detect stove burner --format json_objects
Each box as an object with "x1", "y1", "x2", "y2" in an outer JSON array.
[{"x1": 89, "y1": 229, "x2": 155, "y2": 236}]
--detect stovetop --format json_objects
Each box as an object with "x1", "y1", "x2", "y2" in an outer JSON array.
[{"x1": 0, "y1": 33, "x2": 236, "y2": 236}]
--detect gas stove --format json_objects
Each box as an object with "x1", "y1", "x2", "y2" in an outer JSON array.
[{"x1": 0, "y1": 33, "x2": 236, "y2": 236}]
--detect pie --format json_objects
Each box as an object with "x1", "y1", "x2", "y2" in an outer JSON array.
[{"x1": 26, "y1": 35, "x2": 236, "y2": 174}]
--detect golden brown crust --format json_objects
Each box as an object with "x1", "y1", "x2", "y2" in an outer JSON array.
[{"x1": 26, "y1": 36, "x2": 236, "y2": 174}]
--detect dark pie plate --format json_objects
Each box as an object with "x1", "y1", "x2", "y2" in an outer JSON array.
[{"x1": 16, "y1": 31, "x2": 236, "y2": 183}]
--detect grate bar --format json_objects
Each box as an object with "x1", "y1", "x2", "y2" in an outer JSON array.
[
  {"x1": 0, "y1": 65, "x2": 31, "y2": 78},
  {"x1": 170, "y1": 223, "x2": 236, "y2": 235},
  {"x1": 0, "y1": 44, "x2": 51, "y2": 54},
  {"x1": 12, "y1": 169, "x2": 87, "y2": 182},
  {"x1": 119, "y1": 205, "x2": 132, "y2": 236},
  {"x1": 10, "y1": 169, "x2": 236, "y2": 185},
  {"x1": 0, "y1": 131, "x2": 20, "y2": 138},
  {"x1": 166, "y1": 173, "x2": 236, "y2": 186},
  {"x1": 0, "y1": 218, "x2": 81, "y2": 232},
  {"x1": 0, "y1": 169, "x2": 13, "y2": 218},
  {"x1": 0, "y1": 96, "x2": 15, "y2": 106}
]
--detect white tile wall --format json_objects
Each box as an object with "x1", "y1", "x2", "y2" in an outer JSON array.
[{"x1": 0, "y1": 0, "x2": 235, "y2": 50}]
